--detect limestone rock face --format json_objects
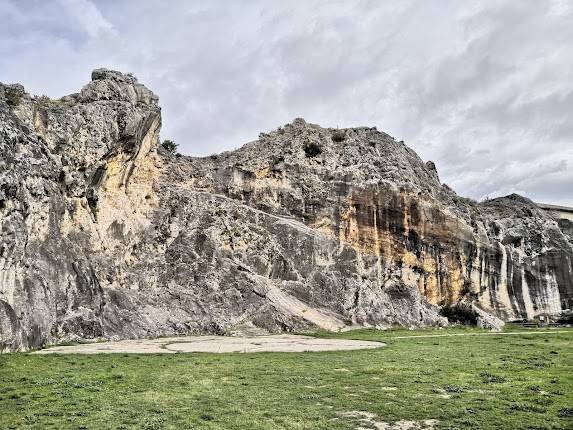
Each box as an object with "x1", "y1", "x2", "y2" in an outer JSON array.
[
  {"x1": 0, "y1": 70, "x2": 162, "y2": 351},
  {"x1": 1, "y1": 70, "x2": 571, "y2": 351}
]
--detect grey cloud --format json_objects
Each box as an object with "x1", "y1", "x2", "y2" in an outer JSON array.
[{"x1": 1, "y1": 0, "x2": 571, "y2": 205}]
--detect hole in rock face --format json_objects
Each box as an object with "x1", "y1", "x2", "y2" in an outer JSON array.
[
  {"x1": 86, "y1": 194, "x2": 98, "y2": 218},
  {"x1": 304, "y1": 142, "x2": 322, "y2": 158}
]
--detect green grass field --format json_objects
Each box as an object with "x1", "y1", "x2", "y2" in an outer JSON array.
[{"x1": 1, "y1": 327, "x2": 572, "y2": 429}]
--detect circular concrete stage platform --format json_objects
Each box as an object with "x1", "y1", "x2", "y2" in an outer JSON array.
[{"x1": 32, "y1": 335, "x2": 384, "y2": 354}]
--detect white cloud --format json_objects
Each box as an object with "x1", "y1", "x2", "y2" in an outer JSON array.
[
  {"x1": 1, "y1": 0, "x2": 571, "y2": 205},
  {"x1": 57, "y1": 0, "x2": 114, "y2": 38}
]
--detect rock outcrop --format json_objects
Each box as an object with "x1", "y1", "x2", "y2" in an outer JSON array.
[{"x1": 1, "y1": 70, "x2": 572, "y2": 351}]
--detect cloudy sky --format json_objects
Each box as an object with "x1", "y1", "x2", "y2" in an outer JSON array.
[{"x1": 1, "y1": 0, "x2": 572, "y2": 205}]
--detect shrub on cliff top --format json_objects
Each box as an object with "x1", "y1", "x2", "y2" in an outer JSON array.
[
  {"x1": 331, "y1": 129, "x2": 346, "y2": 142},
  {"x1": 5, "y1": 89, "x2": 21, "y2": 107},
  {"x1": 161, "y1": 139, "x2": 178, "y2": 154}
]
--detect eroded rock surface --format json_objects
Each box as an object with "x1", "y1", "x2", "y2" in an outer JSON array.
[{"x1": 1, "y1": 70, "x2": 571, "y2": 351}]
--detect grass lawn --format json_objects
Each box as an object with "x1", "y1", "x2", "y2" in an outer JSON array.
[{"x1": 0, "y1": 327, "x2": 572, "y2": 429}]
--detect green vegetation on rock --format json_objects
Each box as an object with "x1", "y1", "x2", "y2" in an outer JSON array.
[
  {"x1": 161, "y1": 139, "x2": 178, "y2": 154},
  {"x1": 4, "y1": 89, "x2": 21, "y2": 107}
]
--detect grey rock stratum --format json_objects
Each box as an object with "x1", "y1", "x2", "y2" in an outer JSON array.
[{"x1": 1, "y1": 70, "x2": 571, "y2": 351}]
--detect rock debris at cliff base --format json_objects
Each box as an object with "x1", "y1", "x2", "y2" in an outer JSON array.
[{"x1": 0, "y1": 69, "x2": 571, "y2": 351}]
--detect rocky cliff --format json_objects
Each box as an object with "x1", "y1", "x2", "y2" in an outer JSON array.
[{"x1": 1, "y1": 70, "x2": 572, "y2": 351}]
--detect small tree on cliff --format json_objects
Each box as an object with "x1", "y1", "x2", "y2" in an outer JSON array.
[{"x1": 161, "y1": 139, "x2": 178, "y2": 154}]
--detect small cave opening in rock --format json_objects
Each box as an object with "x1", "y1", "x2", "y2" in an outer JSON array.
[
  {"x1": 304, "y1": 142, "x2": 322, "y2": 158},
  {"x1": 86, "y1": 195, "x2": 98, "y2": 218}
]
